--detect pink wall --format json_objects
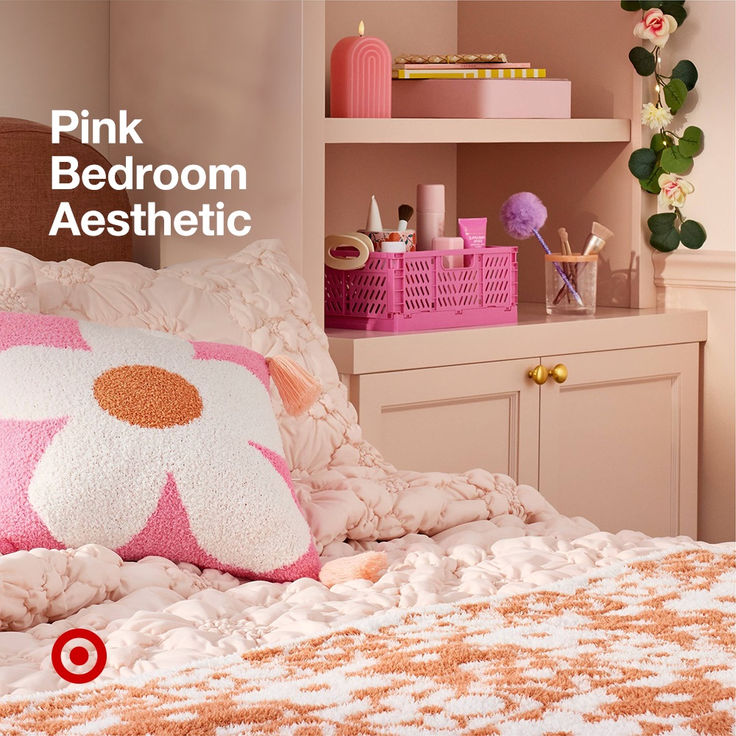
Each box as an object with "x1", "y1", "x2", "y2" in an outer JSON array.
[
  {"x1": 325, "y1": 1, "x2": 459, "y2": 241},
  {"x1": 109, "y1": 0, "x2": 303, "y2": 269},
  {"x1": 457, "y1": 1, "x2": 638, "y2": 307}
]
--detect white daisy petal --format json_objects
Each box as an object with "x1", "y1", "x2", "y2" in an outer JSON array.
[
  {"x1": 28, "y1": 416, "x2": 168, "y2": 549},
  {"x1": 173, "y1": 436, "x2": 312, "y2": 573},
  {"x1": 77, "y1": 321, "x2": 194, "y2": 368},
  {"x1": 183, "y1": 358, "x2": 284, "y2": 454},
  {"x1": 0, "y1": 345, "x2": 96, "y2": 419}
]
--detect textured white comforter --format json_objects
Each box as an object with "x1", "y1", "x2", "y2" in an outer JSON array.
[
  {"x1": 0, "y1": 240, "x2": 722, "y2": 697},
  {"x1": 1, "y1": 514, "x2": 719, "y2": 696}
]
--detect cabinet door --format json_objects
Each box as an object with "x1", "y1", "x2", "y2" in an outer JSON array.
[
  {"x1": 353, "y1": 360, "x2": 539, "y2": 484},
  {"x1": 538, "y1": 344, "x2": 698, "y2": 537}
]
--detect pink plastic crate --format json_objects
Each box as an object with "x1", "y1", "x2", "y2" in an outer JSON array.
[{"x1": 325, "y1": 246, "x2": 518, "y2": 332}]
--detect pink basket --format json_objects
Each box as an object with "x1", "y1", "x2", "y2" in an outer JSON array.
[{"x1": 325, "y1": 246, "x2": 518, "y2": 332}]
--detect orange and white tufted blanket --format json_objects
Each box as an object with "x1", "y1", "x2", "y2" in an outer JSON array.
[{"x1": 0, "y1": 547, "x2": 732, "y2": 736}]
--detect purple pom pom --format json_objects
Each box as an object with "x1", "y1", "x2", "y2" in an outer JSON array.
[{"x1": 500, "y1": 192, "x2": 548, "y2": 240}]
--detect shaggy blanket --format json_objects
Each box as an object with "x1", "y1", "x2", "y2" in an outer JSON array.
[{"x1": 0, "y1": 547, "x2": 732, "y2": 736}]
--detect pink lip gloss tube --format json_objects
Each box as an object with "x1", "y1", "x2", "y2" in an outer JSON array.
[{"x1": 416, "y1": 184, "x2": 445, "y2": 251}]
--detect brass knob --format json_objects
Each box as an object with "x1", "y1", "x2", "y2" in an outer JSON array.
[
  {"x1": 528, "y1": 365, "x2": 548, "y2": 385},
  {"x1": 549, "y1": 363, "x2": 568, "y2": 384}
]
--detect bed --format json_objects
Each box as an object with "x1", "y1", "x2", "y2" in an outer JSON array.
[{"x1": 0, "y1": 118, "x2": 733, "y2": 735}]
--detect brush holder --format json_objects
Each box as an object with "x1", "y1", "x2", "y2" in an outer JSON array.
[{"x1": 545, "y1": 254, "x2": 597, "y2": 315}]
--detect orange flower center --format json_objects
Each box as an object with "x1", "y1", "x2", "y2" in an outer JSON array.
[{"x1": 93, "y1": 365, "x2": 203, "y2": 428}]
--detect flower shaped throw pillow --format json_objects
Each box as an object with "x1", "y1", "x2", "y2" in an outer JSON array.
[{"x1": 0, "y1": 311, "x2": 321, "y2": 582}]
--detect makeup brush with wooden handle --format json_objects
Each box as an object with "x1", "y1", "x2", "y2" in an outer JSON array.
[{"x1": 558, "y1": 227, "x2": 572, "y2": 255}]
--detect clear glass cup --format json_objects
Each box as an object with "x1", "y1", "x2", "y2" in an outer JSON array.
[{"x1": 545, "y1": 254, "x2": 597, "y2": 315}]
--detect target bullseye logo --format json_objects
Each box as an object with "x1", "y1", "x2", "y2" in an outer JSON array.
[{"x1": 51, "y1": 628, "x2": 107, "y2": 684}]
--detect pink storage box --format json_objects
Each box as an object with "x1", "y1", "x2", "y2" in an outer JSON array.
[
  {"x1": 324, "y1": 247, "x2": 518, "y2": 332},
  {"x1": 392, "y1": 78, "x2": 571, "y2": 118}
]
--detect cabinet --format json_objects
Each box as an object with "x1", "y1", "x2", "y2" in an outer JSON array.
[
  {"x1": 308, "y1": 3, "x2": 706, "y2": 538},
  {"x1": 328, "y1": 306, "x2": 705, "y2": 538}
]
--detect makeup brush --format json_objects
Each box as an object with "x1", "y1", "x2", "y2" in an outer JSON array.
[
  {"x1": 398, "y1": 204, "x2": 414, "y2": 232},
  {"x1": 500, "y1": 192, "x2": 584, "y2": 307},
  {"x1": 583, "y1": 222, "x2": 614, "y2": 255},
  {"x1": 558, "y1": 227, "x2": 572, "y2": 255}
]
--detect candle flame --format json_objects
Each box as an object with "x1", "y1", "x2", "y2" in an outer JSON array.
[{"x1": 358, "y1": 20, "x2": 365, "y2": 36}]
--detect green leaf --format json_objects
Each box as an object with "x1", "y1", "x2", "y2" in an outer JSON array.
[
  {"x1": 672, "y1": 59, "x2": 698, "y2": 90},
  {"x1": 648, "y1": 212, "x2": 677, "y2": 233},
  {"x1": 640, "y1": 1, "x2": 662, "y2": 8},
  {"x1": 649, "y1": 227, "x2": 681, "y2": 252},
  {"x1": 661, "y1": 145, "x2": 693, "y2": 174},
  {"x1": 629, "y1": 147, "x2": 657, "y2": 178},
  {"x1": 678, "y1": 126, "x2": 703, "y2": 157},
  {"x1": 680, "y1": 220, "x2": 707, "y2": 249},
  {"x1": 664, "y1": 78, "x2": 688, "y2": 113},
  {"x1": 620, "y1": 0, "x2": 641, "y2": 8},
  {"x1": 650, "y1": 133, "x2": 672, "y2": 152},
  {"x1": 661, "y1": 1, "x2": 687, "y2": 25},
  {"x1": 639, "y1": 166, "x2": 664, "y2": 194},
  {"x1": 629, "y1": 46, "x2": 656, "y2": 76}
]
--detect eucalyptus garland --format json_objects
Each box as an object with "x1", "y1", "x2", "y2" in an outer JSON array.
[{"x1": 622, "y1": 0, "x2": 706, "y2": 251}]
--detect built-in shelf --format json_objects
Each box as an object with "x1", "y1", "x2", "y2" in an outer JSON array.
[
  {"x1": 327, "y1": 305, "x2": 707, "y2": 374},
  {"x1": 324, "y1": 117, "x2": 631, "y2": 144}
]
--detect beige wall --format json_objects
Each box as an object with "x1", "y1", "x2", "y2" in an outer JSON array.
[
  {"x1": 109, "y1": 0, "x2": 303, "y2": 269},
  {"x1": 660, "y1": 0, "x2": 735, "y2": 254},
  {"x1": 652, "y1": 1, "x2": 735, "y2": 541},
  {"x1": 0, "y1": 0, "x2": 109, "y2": 132}
]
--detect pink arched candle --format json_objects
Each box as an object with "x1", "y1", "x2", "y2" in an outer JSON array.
[{"x1": 330, "y1": 21, "x2": 391, "y2": 118}]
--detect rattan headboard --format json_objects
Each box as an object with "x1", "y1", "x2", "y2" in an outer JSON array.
[{"x1": 0, "y1": 117, "x2": 133, "y2": 264}]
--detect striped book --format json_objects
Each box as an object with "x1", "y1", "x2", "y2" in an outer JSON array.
[
  {"x1": 394, "y1": 62, "x2": 531, "y2": 70},
  {"x1": 393, "y1": 68, "x2": 547, "y2": 80}
]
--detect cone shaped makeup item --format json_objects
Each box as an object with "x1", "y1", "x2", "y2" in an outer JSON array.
[
  {"x1": 500, "y1": 192, "x2": 583, "y2": 307},
  {"x1": 366, "y1": 195, "x2": 383, "y2": 232}
]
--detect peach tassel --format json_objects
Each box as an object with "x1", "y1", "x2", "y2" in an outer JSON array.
[
  {"x1": 319, "y1": 551, "x2": 388, "y2": 587},
  {"x1": 266, "y1": 355, "x2": 321, "y2": 416}
]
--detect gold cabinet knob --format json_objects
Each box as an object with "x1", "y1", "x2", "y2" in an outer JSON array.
[
  {"x1": 528, "y1": 364, "x2": 548, "y2": 385},
  {"x1": 548, "y1": 363, "x2": 568, "y2": 384}
]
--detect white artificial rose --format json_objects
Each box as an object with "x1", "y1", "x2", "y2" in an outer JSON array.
[
  {"x1": 634, "y1": 8, "x2": 678, "y2": 48},
  {"x1": 658, "y1": 173, "x2": 694, "y2": 208}
]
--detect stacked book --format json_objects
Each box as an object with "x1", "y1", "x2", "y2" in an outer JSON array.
[
  {"x1": 392, "y1": 53, "x2": 546, "y2": 80},
  {"x1": 391, "y1": 53, "x2": 570, "y2": 119}
]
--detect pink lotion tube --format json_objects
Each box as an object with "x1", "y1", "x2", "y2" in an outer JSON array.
[
  {"x1": 458, "y1": 217, "x2": 487, "y2": 248},
  {"x1": 459, "y1": 217, "x2": 487, "y2": 266}
]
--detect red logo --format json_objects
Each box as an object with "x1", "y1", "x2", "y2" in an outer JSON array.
[{"x1": 51, "y1": 628, "x2": 107, "y2": 684}]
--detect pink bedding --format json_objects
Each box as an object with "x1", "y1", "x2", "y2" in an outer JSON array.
[{"x1": 0, "y1": 240, "x2": 730, "y2": 710}]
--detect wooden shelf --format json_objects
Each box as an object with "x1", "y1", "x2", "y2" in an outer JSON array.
[{"x1": 324, "y1": 118, "x2": 631, "y2": 144}]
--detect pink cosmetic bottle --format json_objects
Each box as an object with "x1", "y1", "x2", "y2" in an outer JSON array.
[{"x1": 416, "y1": 184, "x2": 445, "y2": 251}]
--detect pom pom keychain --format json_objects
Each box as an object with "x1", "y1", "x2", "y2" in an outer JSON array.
[{"x1": 500, "y1": 192, "x2": 583, "y2": 307}]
